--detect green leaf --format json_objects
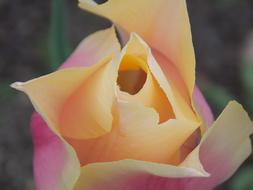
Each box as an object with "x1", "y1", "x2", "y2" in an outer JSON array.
[{"x1": 48, "y1": 0, "x2": 72, "y2": 70}]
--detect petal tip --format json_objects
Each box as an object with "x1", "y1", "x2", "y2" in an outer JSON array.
[{"x1": 10, "y1": 82, "x2": 25, "y2": 91}]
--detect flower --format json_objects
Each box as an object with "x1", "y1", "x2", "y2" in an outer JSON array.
[{"x1": 12, "y1": 0, "x2": 253, "y2": 190}]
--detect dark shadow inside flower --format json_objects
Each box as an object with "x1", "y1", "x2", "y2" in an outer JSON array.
[
  {"x1": 117, "y1": 57, "x2": 147, "y2": 95},
  {"x1": 93, "y1": 0, "x2": 108, "y2": 5}
]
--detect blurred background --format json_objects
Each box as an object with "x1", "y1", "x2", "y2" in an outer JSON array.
[{"x1": 0, "y1": 0, "x2": 253, "y2": 189}]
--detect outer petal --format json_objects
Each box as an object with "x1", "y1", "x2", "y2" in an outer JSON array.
[
  {"x1": 187, "y1": 101, "x2": 253, "y2": 190},
  {"x1": 74, "y1": 101, "x2": 252, "y2": 190},
  {"x1": 21, "y1": 28, "x2": 121, "y2": 190},
  {"x1": 31, "y1": 112, "x2": 80, "y2": 190},
  {"x1": 193, "y1": 86, "x2": 214, "y2": 129},
  {"x1": 79, "y1": 0, "x2": 195, "y2": 95},
  {"x1": 61, "y1": 26, "x2": 120, "y2": 69},
  {"x1": 12, "y1": 60, "x2": 117, "y2": 139},
  {"x1": 75, "y1": 160, "x2": 208, "y2": 190}
]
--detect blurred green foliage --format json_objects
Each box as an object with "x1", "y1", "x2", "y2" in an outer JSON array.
[
  {"x1": 241, "y1": 62, "x2": 253, "y2": 118},
  {"x1": 199, "y1": 79, "x2": 235, "y2": 115},
  {"x1": 0, "y1": 82, "x2": 15, "y2": 100},
  {"x1": 0, "y1": 81, "x2": 15, "y2": 127},
  {"x1": 231, "y1": 166, "x2": 253, "y2": 190},
  {"x1": 48, "y1": 0, "x2": 72, "y2": 70},
  {"x1": 214, "y1": 0, "x2": 243, "y2": 8}
]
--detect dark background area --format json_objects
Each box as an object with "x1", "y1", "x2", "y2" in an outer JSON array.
[{"x1": 0, "y1": 0, "x2": 253, "y2": 189}]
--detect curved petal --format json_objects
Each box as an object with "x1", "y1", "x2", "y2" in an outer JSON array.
[
  {"x1": 61, "y1": 26, "x2": 120, "y2": 69},
  {"x1": 79, "y1": 0, "x2": 195, "y2": 95},
  {"x1": 186, "y1": 101, "x2": 253, "y2": 190},
  {"x1": 12, "y1": 59, "x2": 117, "y2": 139},
  {"x1": 75, "y1": 159, "x2": 208, "y2": 190},
  {"x1": 31, "y1": 112, "x2": 80, "y2": 190},
  {"x1": 193, "y1": 86, "x2": 214, "y2": 129}
]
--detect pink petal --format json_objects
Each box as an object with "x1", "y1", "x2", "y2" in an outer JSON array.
[
  {"x1": 186, "y1": 101, "x2": 253, "y2": 190},
  {"x1": 60, "y1": 26, "x2": 120, "y2": 69},
  {"x1": 193, "y1": 86, "x2": 214, "y2": 128},
  {"x1": 31, "y1": 113, "x2": 80, "y2": 190}
]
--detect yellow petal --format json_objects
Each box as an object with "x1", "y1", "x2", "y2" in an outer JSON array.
[{"x1": 79, "y1": 0, "x2": 195, "y2": 96}]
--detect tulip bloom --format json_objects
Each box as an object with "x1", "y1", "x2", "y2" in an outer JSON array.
[{"x1": 12, "y1": 0, "x2": 253, "y2": 190}]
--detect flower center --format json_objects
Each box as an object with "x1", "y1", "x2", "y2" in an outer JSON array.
[{"x1": 117, "y1": 55, "x2": 147, "y2": 95}]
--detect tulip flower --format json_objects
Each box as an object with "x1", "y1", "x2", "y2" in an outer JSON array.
[{"x1": 12, "y1": 0, "x2": 253, "y2": 190}]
